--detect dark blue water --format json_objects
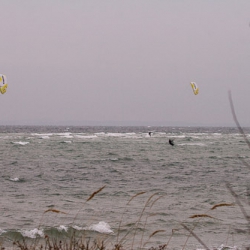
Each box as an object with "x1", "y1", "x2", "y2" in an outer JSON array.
[{"x1": 0, "y1": 126, "x2": 250, "y2": 250}]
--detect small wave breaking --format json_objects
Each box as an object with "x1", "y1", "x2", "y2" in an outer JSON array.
[
  {"x1": 12, "y1": 141, "x2": 29, "y2": 146},
  {"x1": 10, "y1": 177, "x2": 20, "y2": 182},
  {"x1": 0, "y1": 222, "x2": 114, "y2": 240}
]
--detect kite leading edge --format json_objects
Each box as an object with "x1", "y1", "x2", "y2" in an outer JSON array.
[
  {"x1": 0, "y1": 74, "x2": 8, "y2": 94},
  {"x1": 190, "y1": 82, "x2": 199, "y2": 95}
]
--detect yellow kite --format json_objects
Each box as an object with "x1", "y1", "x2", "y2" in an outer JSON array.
[
  {"x1": 0, "y1": 74, "x2": 8, "y2": 94},
  {"x1": 190, "y1": 82, "x2": 199, "y2": 95}
]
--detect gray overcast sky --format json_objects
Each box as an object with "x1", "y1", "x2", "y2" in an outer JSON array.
[{"x1": 1, "y1": 0, "x2": 250, "y2": 126}]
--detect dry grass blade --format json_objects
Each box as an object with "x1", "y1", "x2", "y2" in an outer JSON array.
[
  {"x1": 149, "y1": 195, "x2": 163, "y2": 209},
  {"x1": 189, "y1": 214, "x2": 216, "y2": 219},
  {"x1": 116, "y1": 191, "x2": 146, "y2": 245},
  {"x1": 226, "y1": 183, "x2": 250, "y2": 225},
  {"x1": 127, "y1": 191, "x2": 146, "y2": 205},
  {"x1": 139, "y1": 195, "x2": 164, "y2": 248},
  {"x1": 145, "y1": 193, "x2": 159, "y2": 208},
  {"x1": 211, "y1": 203, "x2": 234, "y2": 210},
  {"x1": 132, "y1": 193, "x2": 158, "y2": 249},
  {"x1": 86, "y1": 185, "x2": 106, "y2": 202},
  {"x1": 237, "y1": 154, "x2": 250, "y2": 169},
  {"x1": 149, "y1": 230, "x2": 166, "y2": 238},
  {"x1": 228, "y1": 90, "x2": 250, "y2": 149},
  {"x1": 143, "y1": 230, "x2": 166, "y2": 247},
  {"x1": 44, "y1": 209, "x2": 67, "y2": 214},
  {"x1": 181, "y1": 223, "x2": 210, "y2": 250},
  {"x1": 172, "y1": 228, "x2": 180, "y2": 234},
  {"x1": 72, "y1": 186, "x2": 106, "y2": 226}
]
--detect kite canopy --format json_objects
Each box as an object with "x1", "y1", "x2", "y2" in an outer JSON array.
[
  {"x1": 0, "y1": 74, "x2": 8, "y2": 94},
  {"x1": 190, "y1": 82, "x2": 199, "y2": 95}
]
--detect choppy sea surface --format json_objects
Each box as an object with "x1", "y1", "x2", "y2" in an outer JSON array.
[{"x1": 1, "y1": 126, "x2": 250, "y2": 250}]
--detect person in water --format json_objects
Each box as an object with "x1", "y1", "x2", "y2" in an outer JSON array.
[{"x1": 169, "y1": 139, "x2": 174, "y2": 146}]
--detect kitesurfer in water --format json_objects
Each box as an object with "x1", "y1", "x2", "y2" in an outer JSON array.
[
  {"x1": 169, "y1": 139, "x2": 174, "y2": 146},
  {"x1": 148, "y1": 132, "x2": 152, "y2": 137}
]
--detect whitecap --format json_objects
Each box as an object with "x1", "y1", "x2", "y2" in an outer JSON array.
[
  {"x1": 62, "y1": 141, "x2": 72, "y2": 144},
  {"x1": 72, "y1": 222, "x2": 113, "y2": 234},
  {"x1": 170, "y1": 135, "x2": 186, "y2": 138},
  {"x1": 39, "y1": 136, "x2": 50, "y2": 139},
  {"x1": 125, "y1": 132, "x2": 136, "y2": 136},
  {"x1": 12, "y1": 141, "x2": 29, "y2": 145},
  {"x1": 106, "y1": 133, "x2": 125, "y2": 137},
  {"x1": 110, "y1": 158, "x2": 118, "y2": 161},
  {"x1": 72, "y1": 225, "x2": 83, "y2": 231},
  {"x1": 20, "y1": 228, "x2": 44, "y2": 238},
  {"x1": 10, "y1": 177, "x2": 20, "y2": 182},
  {"x1": 57, "y1": 225, "x2": 68, "y2": 232},
  {"x1": 216, "y1": 244, "x2": 239, "y2": 250},
  {"x1": 59, "y1": 133, "x2": 73, "y2": 138},
  {"x1": 75, "y1": 135, "x2": 97, "y2": 139},
  {"x1": 95, "y1": 132, "x2": 105, "y2": 136},
  {"x1": 88, "y1": 221, "x2": 114, "y2": 234},
  {"x1": 32, "y1": 133, "x2": 53, "y2": 138},
  {"x1": 178, "y1": 143, "x2": 206, "y2": 146}
]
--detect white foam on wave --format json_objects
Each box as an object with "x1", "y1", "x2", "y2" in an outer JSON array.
[
  {"x1": 75, "y1": 135, "x2": 97, "y2": 139},
  {"x1": 110, "y1": 158, "x2": 118, "y2": 161},
  {"x1": 95, "y1": 132, "x2": 105, "y2": 136},
  {"x1": 63, "y1": 141, "x2": 72, "y2": 144},
  {"x1": 20, "y1": 228, "x2": 44, "y2": 238},
  {"x1": 57, "y1": 225, "x2": 68, "y2": 232},
  {"x1": 88, "y1": 221, "x2": 114, "y2": 234},
  {"x1": 72, "y1": 221, "x2": 113, "y2": 234},
  {"x1": 59, "y1": 133, "x2": 73, "y2": 138},
  {"x1": 179, "y1": 143, "x2": 206, "y2": 146},
  {"x1": 32, "y1": 133, "x2": 53, "y2": 138},
  {"x1": 169, "y1": 135, "x2": 186, "y2": 138},
  {"x1": 72, "y1": 225, "x2": 83, "y2": 231},
  {"x1": 12, "y1": 141, "x2": 29, "y2": 146},
  {"x1": 101, "y1": 132, "x2": 142, "y2": 139},
  {"x1": 10, "y1": 177, "x2": 20, "y2": 182},
  {"x1": 0, "y1": 228, "x2": 6, "y2": 235},
  {"x1": 125, "y1": 132, "x2": 136, "y2": 136},
  {"x1": 196, "y1": 245, "x2": 239, "y2": 250},
  {"x1": 216, "y1": 244, "x2": 239, "y2": 250},
  {"x1": 106, "y1": 133, "x2": 125, "y2": 137},
  {"x1": 40, "y1": 136, "x2": 50, "y2": 139}
]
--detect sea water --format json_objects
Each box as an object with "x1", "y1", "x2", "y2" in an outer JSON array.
[{"x1": 0, "y1": 126, "x2": 250, "y2": 250}]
